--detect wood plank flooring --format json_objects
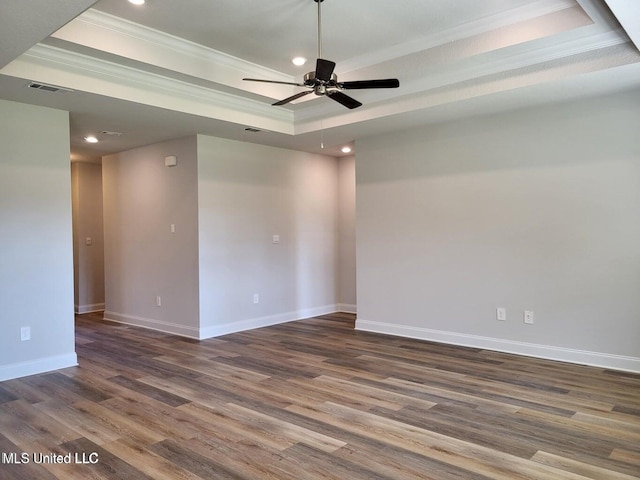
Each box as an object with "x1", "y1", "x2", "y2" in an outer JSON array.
[{"x1": 1, "y1": 312, "x2": 639, "y2": 479}]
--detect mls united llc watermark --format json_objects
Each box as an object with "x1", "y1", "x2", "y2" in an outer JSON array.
[{"x1": 2, "y1": 451, "x2": 99, "y2": 465}]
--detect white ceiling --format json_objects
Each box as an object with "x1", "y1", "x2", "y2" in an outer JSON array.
[{"x1": 1, "y1": 0, "x2": 639, "y2": 161}]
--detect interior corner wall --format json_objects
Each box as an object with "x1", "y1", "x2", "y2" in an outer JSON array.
[
  {"x1": 196, "y1": 135, "x2": 338, "y2": 337},
  {"x1": 71, "y1": 161, "x2": 105, "y2": 313},
  {"x1": 0, "y1": 99, "x2": 77, "y2": 381},
  {"x1": 338, "y1": 154, "x2": 357, "y2": 313},
  {"x1": 102, "y1": 136, "x2": 200, "y2": 338},
  {"x1": 355, "y1": 89, "x2": 640, "y2": 372}
]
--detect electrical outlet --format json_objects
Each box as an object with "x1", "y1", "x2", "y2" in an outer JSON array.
[
  {"x1": 253, "y1": 293, "x2": 259, "y2": 304},
  {"x1": 156, "y1": 295, "x2": 162, "y2": 307},
  {"x1": 524, "y1": 310, "x2": 534, "y2": 324},
  {"x1": 21, "y1": 326, "x2": 31, "y2": 341},
  {"x1": 496, "y1": 308, "x2": 506, "y2": 321}
]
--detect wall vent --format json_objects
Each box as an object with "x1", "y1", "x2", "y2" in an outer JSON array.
[{"x1": 27, "y1": 82, "x2": 74, "y2": 93}]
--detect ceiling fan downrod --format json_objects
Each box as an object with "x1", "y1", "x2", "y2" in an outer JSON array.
[{"x1": 314, "y1": 0, "x2": 324, "y2": 59}]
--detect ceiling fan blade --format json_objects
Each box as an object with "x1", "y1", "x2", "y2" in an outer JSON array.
[
  {"x1": 243, "y1": 78, "x2": 305, "y2": 87},
  {"x1": 315, "y1": 58, "x2": 336, "y2": 82},
  {"x1": 272, "y1": 90, "x2": 313, "y2": 106},
  {"x1": 327, "y1": 90, "x2": 362, "y2": 109},
  {"x1": 339, "y1": 79, "x2": 400, "y2": 89}
]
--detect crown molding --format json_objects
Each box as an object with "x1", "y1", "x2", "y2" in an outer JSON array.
[
  {"x1": 603, "y1": 0, "x2": 640, "y2": 52},
  {"x1": 293, "y1": 39, "x2": 639, "y2": 133},
  {"x1": 61, "y1": 8, "x2": 293, "y2": 83},
  {"x1": 5, "y1": 43, "x2": 294, "y2": 134},
  {"x1": 338, "y1": 0, "x2": 579, "y2": 74},
  {"x1": 404, "y1": 28, "x2": 632, "y2": 97}
]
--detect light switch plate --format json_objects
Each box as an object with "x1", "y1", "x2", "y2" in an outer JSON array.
[{"x1": 21, "y1": 326, "x2": 31, "y2": 341}]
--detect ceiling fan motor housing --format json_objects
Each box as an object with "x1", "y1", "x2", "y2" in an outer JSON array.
[
  {"x1": 304, "y1": 71, "x2": 337, "y2": 84},
  {"x1": 304, "y1": 71, "x2": 338, "y2": 95}
]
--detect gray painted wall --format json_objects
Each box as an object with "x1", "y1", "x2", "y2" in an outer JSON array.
[
  {"x1": 102, "y1": 134, "x2": 344, "y2": 339},
  {"x1": 71, "y1": 161, "x2": 105, "y2": 313},
  {"x1": 102, "y1": 136, "x2": 201, "y2": 337},
  {"x1": 0, "y1": 99, "x2": 77, "y2": 380},
  {"x1": 356, "y1": 89, "x2": 640, "y2": 371},
  {"x1": 338, "y1": 155, "x2": 356, "y2": 312},
  {"x1": 197, "y1": 135, "x2": 339, "y2": 337}
]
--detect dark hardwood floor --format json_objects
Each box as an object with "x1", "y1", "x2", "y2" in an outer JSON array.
[{"x1": 1, "y1": 312, "x2": 639, "y2": 479}]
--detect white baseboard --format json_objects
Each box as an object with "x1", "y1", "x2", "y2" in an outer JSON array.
[
  {"x1": 103, "y1": 311, "x2": 201, "y2": 339},
  {"x1": 336, "y1": 303, "x2": 357, "y2": 314},
  {"x1": 104, "y1": 305, "x2": 340, "y2": 340},
  {"x1": 0, "y1": 353, "x2": 78, "y2": 382},
  {"x1": 355, "y1": 319, "x2": 640, "y2": 373},
  {"x1": 200, "y1": 304, "x2": 339, "y2": 339},
  {"x1": 75, "y1": 303, "x2": 105, "y2": 314}
]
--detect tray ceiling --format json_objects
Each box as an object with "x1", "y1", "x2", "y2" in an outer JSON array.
[{"x1": 1, "y1": 0, "x2": 639, "y2": 160}]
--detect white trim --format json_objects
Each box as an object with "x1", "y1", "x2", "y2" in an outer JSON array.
[
  {"x1": 23, "y1": 44, "x2": 292, "y2": 126},
  {"x1": 103, "y1": 306, "x2": 341, "y2": 340},
  {"x1": 0, "y1": 353, "x2": 78, "y2": 382},
  {"x1": 68, "y1": 9, "x2": 291, "y2": 82},
  {"x1": 337, "y1": 303, "x2": 357, "y2": 314},
  {"x1": 75, "y1": 303, "x2": 105, "y2": 314},
  {"x1": 339, "y1": 0, "x2": 579, "y2": 73},
  {"x1": 296, "y1": 28, "x2": 628, "y2": 126},
  {"x1": 199, "y1": 305, "x2": 339, "y2": 339},
  {"x1": 355, "y1": 319, "x2": 640, "y2": 373},
  {"x1": 103, "y1": 311, "x2": 201, "y2": 339},
  {"x1": 2, "y1": 44, "x2": 293, "y2": 135}
]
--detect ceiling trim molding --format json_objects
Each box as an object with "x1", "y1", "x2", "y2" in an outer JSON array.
[
  {"x1": 603, "y1": 0, "x2": 640, "y2": 52},
  {"x1": 293, "y1": 41, "x2": 639, "y2": 133},
  {"x1": 3, "y1": 43, "x2": 294, "y2": 133},
  {"x1": 338, "y1": 0, "x2": 579, "y2": 74},
  {"x1": 293, "y1": 27, "x2": 632, "y2": 124},
  {"x1": 435, "y1": 28, "x2": 630, "y2": 89},
  {"x1": 52, "y1": 8, "x2": 295, "y2": 84}
]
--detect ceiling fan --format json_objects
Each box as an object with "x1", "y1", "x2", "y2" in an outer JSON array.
[{"x1": 242, "y1": 0, "x2": 399, "y2": 109}]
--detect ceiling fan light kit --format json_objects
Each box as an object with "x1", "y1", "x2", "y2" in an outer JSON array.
[{"x1": 243, "y1": 0, "x2": 399, "y2": 109}]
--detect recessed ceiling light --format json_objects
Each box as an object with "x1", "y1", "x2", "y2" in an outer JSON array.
[
  {"x1": 341, "y1": 146, "x2": 352, "y2": 153},
  {"x1": 129, "y1": 0, "x2": 145, "y2": 5},
  {"x1": 292, "y1": 57, "x2": 307, "y2": 66},
  {"x1": 84, "y1": 136, "x2": 99, "y2": 143}
]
